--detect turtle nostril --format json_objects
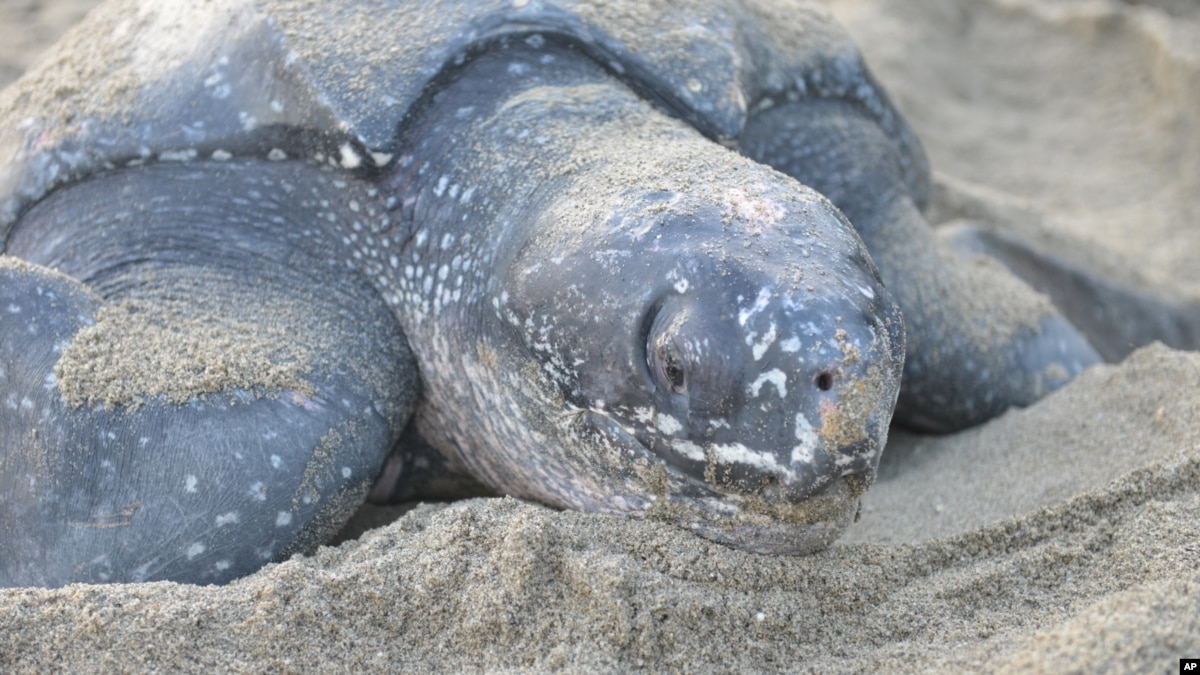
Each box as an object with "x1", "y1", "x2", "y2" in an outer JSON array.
[{"x1": 815, "y1": 371, "x2": 834, "y2": 391}]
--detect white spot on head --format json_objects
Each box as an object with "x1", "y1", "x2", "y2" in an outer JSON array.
[
  {"x1": 215, "y1": 512, "x2": 239, "y2": 526},
  {"x1": 159, "y1": 148, "x2": 197, "y2": 162},
  {"x1": 671, "y1": 439, "x2": 706, "y2": 461},
  {"x1": 751, "y1": 323, "x2": 777, "y2": 361},
  {"x1": 656, "y1": 414, "x2": 684, "y2": 435},
  {"x1": 711, "y1": 442, "x2": 792, "y2": 478},
  {"x1": 215, "y1": 560, "x2": 231, "y2": 571},
  {"x1": 185, "y1": 475, "x2": 198, "y2": 493},
  {"x1": 791, "y1": 412, "x2": 819, "y2": 465},
  {"x1": 674, "y1": 277, "x2": 690, "y2": 294},
  {"x1": 339, "y1": 143, "x2": 362, "y2": 169},
  {"x1": 186, "y1": 542, "x2": 206, "y2": 559},
  {"x1": 738, "y1": 288, "x2": 772, "y2": 326},
  {"x1": 341, "y1": 466, "x2": 352, "y2": 479},
  {"x1": 780, "y1": 337, "x2": 802, "y2": 353},
  {"x1": 749, "y1": 369, "x2": 787, "y2": 398},
  {"x1": 275, "y1": 511, "x2": 293, "y2": 527}
]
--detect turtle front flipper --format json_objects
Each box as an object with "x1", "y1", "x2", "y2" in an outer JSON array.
[
  {"x1": 941, "y1": 223, "x2": 1200, "y2": 363},
  {"x1": 739, "y1": 98, "x2": 1102, "y2": 432},
  {"x1": 0, "y1": 160, "x2": 416, "y2": 587}
]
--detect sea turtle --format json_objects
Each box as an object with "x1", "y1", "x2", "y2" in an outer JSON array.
[{"x1": 0, "y1": 0, "x2": 1108, "y2": 587}]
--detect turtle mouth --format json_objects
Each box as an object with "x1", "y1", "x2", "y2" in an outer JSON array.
[{"x1": 577, "y1": 407, "x2": 862, "y2": 554}]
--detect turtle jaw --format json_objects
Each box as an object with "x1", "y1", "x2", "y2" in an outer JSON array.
[
  {"x1": 679, "y1": 476, "x2": 867, "y2": 556},
  {"x1": 580, "y1": 406, "x2": 876, "y2": 555}
]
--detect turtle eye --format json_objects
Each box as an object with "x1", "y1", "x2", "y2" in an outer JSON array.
[
  {"x1": 653, "y1": 343, "x2": 687, "y2": 395},
  {"x1": 642, "y1": 297, "x2": 690, "y2": 397}
]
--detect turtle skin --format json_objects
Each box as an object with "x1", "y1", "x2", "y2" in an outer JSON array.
[{"x1": 0, "y1": 0, "x2": 1105, "y2": 587}]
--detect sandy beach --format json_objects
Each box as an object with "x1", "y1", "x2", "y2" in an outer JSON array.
[{"x1": 2, "y1": 0, "x2": 1199, "y2": 671}]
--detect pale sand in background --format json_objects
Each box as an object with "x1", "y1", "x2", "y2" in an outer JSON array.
[{"x1": 2, "y1": 0, "x2": 1199, "y2": 671}]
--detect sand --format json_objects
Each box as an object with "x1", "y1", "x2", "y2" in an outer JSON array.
[{"x1": 2, "y1": 0, "x2": 1199, "y2": 671}]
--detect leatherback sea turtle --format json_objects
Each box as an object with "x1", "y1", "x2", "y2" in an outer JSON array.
[{"x1": 0, "y1": 0, "x2": 1128, "y2": 587}]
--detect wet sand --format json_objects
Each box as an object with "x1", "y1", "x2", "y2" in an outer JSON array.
[{"x1": 2, "y1": 0, "x2": 1199, "y2": 671}]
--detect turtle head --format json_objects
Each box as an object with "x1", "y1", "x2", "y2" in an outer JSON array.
[{"x1": 498, "y1": 169, "x2": 905, "y2": 554}]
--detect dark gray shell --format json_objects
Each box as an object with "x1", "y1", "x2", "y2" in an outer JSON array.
[{"x1": 0, "y1": 0, "x2": 926, "y2": 239}]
